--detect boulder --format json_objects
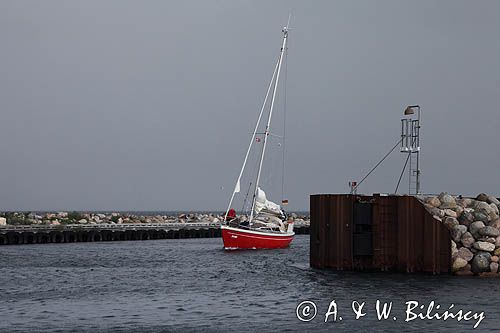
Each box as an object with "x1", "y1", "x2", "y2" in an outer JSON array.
[
  {"x1": 458, "y1": 210, "x2": 474, "y2": 227},
  {"x1": 474, "y1": 201, "x2": 486, "y2": 210},
  {"x1": 473, "y1": 211, "x2": 490, "y2": 223},
  {"x1": 425, "y1": 205, "x2": 441, "y2": 217},
  {"x1": 490, "y1": 212, "x2": 499, "y2": 222},
  {"x1": 471, "y1": 252, "x2": 491, "y2": 273},
  {"x1": 455, "y1": 266, "x2": 474, "y2": 276},
  {"x1": 491, "y1": 256, "x2": 499, "y2": 263},
  {"x1": 454, "y1": 205, "x2": 464, "y2": 218},
  {"x1": 0, "y1": 217, "x2": 6, "y2": 225},
  {"x1": 496, "y1": 236, "x2": 500, "y2": 247},
  {"x1": 461, "y1": 232, "x2": 475, "y2": 248},
  {"x1": 426, "y1": 207, "x2": 445, "y2": 219},
  {"x1": 443, "y1": 209, "x2": 457, "y2": 218},
  {"x1": 451, "y1": 225, "x2": 467, "y2": 243},
  {"x1": 476, "y1": 193, "x2": 489, "y2": 202},
  {"x1": 457, "y1": 247, "x2": 474, "y2": 262},
  {"x1": 489, "y1": 218, "x2": 500, "y2": 229},
  {"x1": 443, "y1": 216, "x2": 459, "y2": 230},
  {"x1": 473, "y1": 241, "x2": 495, "y2": 252},
  {"x1": 479, "y1": 226, "x2": 500, "y2": 237},
  {"x1": 490, "y1": 262, "x2": 499, "y2": 273},
  {"x1": 78, "y1": 219, "x2": 87, "y2": 224},
  {"x1": 425, "y1": 196, "x2": 441, "y2": 208},
  {"x1": 452, "y1": 257, "x2": 468, "y2": 272},
  {"x1": 451, "y1": 240, "x2": 458, "y2": 257},
  {"x1": 438, "y1": 193, "x2": 457, "y2": 209},
  {"x1": 475, "y1": 200, "x2": 495, "y2": 214},
  {"x1": 490, "y1": 203, "x2": 500, "y2": 216},
  {"x1": 470, "y1": 221, "x2": 486, "y2": 238},
  {"x1": 486, "y1": 237, "x2": 496, "y2": 244},
  {"x1": 495, "y1": 248, "x2": 500, "y2": 256},
  {"x1": 457, "y1": 198, "x2": 473, "y2": 208},
  {"x1": 487, "y1": 195, "x2": 500, "y2": 206}
]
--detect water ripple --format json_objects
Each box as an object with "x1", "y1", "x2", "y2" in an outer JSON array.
[{"x1": 0, "y1": 236, "x2": 499, "y2": 332}]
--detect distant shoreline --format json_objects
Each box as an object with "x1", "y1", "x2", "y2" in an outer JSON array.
[{"x1": 0, "y1": 211, "x2": 310, "y2": 226}]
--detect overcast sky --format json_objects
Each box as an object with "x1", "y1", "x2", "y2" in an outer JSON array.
[{"x1": 1, "y1": 0, "x2": 499, "y2": 211}]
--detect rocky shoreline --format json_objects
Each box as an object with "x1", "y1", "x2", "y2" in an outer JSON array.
[
  {"x1": 0, "y1": 211, "x2": 310, "y2": 226},
  {"x1": 420, "y1": 193, "x2": 500, "y2": 276}
]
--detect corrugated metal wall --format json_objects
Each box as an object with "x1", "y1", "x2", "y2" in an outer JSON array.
[
  {"x1": 310, "y1": 194, "x2": 451, "y2": 274},
  {"x1": 310, "y1": 194, "x2": 353, "y2": 269}
]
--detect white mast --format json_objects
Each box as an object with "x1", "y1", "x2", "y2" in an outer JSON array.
[
  {"x1": 224, "y1": 57, "x2": 281, "y2": 221},
  {"x1": 249, "y1": 26, "x2": 289, "y2": 223}
]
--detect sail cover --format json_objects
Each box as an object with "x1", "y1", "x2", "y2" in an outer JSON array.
[{"x1": 254, "y1": 187, "x2": 283, "y2": 216}]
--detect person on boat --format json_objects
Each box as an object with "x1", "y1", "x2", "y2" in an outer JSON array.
[{"x1": 226, "y1": 208, "x2": 236, "y2": 221}]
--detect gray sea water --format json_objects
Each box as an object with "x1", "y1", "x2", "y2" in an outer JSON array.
[{"x1": 1, "y1": 235, "x2": 499, "y2": 332}]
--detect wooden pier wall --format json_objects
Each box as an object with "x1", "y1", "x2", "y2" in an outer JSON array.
[
  {"x1": 310, "y1": 194, "x2": 451, "y2": 274},
  {"x1": 0, "y1": 223, "x2": 309, "y2": 245}
]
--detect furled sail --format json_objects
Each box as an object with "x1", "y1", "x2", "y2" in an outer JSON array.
[
  {"x1": 253, "y1": 187, "x2": 286, "y2": 231},
  {"x1": 254, "y1": 187, "x2": 283, "y2": 217}
]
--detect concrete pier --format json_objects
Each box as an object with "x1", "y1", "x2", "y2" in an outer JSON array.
[{"x1": 0, "y1": 223, "x2": 309, "y2": 245}]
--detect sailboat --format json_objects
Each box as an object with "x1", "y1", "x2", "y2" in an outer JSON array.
[{"x1": 221, "y1": 23, "x2": 294, "y2": 250}]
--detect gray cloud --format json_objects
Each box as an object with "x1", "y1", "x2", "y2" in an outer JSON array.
[{"x1": 1, "y1": 0, "x2": 499, "y2": 211}]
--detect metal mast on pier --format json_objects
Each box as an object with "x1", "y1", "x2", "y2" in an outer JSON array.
[{"x1": 400, "y1": 105, "x2": 421, "y2": 195}]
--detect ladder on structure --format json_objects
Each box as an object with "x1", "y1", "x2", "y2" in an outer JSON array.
[{"x1": 401, "y1": 111, "x2": 421, "y2": 195}]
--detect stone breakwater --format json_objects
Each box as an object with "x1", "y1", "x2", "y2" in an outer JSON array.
[
  {"x1": 420, "y1": 193, "x2": 500, "y2": 276},
  {"x1": 0, "y1": 211, "x2": 310, "y2": 226}
]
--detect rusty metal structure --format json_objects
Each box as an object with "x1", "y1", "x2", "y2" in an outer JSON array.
[{"x1": 310, "y1": 194, "x2": 451, "y2": 274}]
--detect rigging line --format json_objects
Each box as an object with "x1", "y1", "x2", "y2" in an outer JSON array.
[
  {"x1": 246, "y1": 144, "x2": 263, "y2": 212},
  {"x1": 241, "y1": 182, "x2": 253, "y2": 213},
  {"x1": 395, "y1": 152, "x2": 411, "y2": 194},
  {"x1": 281, "y1": 38, "x2": 288, "y2": 201},
  {"x1": 353, "y1": 137, "x2": 404, "y2": 192},
  {"x1": 250, "y1": 29, "x2": 288, "y2": 223},
  {"x1": 264, "y1": 137, "x2": 276, "y2": 186},
  {"x1": 224, "y1": 56, "x2": 280, "y2": 221},
  {"x1": 251, "y1": 148, "x2": 260, "y2": 188},
  {"x1": 250, "y1": 55, "x2": 282, "y2": 213}
]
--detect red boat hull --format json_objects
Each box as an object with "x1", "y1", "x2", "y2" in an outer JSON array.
[{"x1": 221, "y1": 226, "x2": 294, "y2": 250}]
